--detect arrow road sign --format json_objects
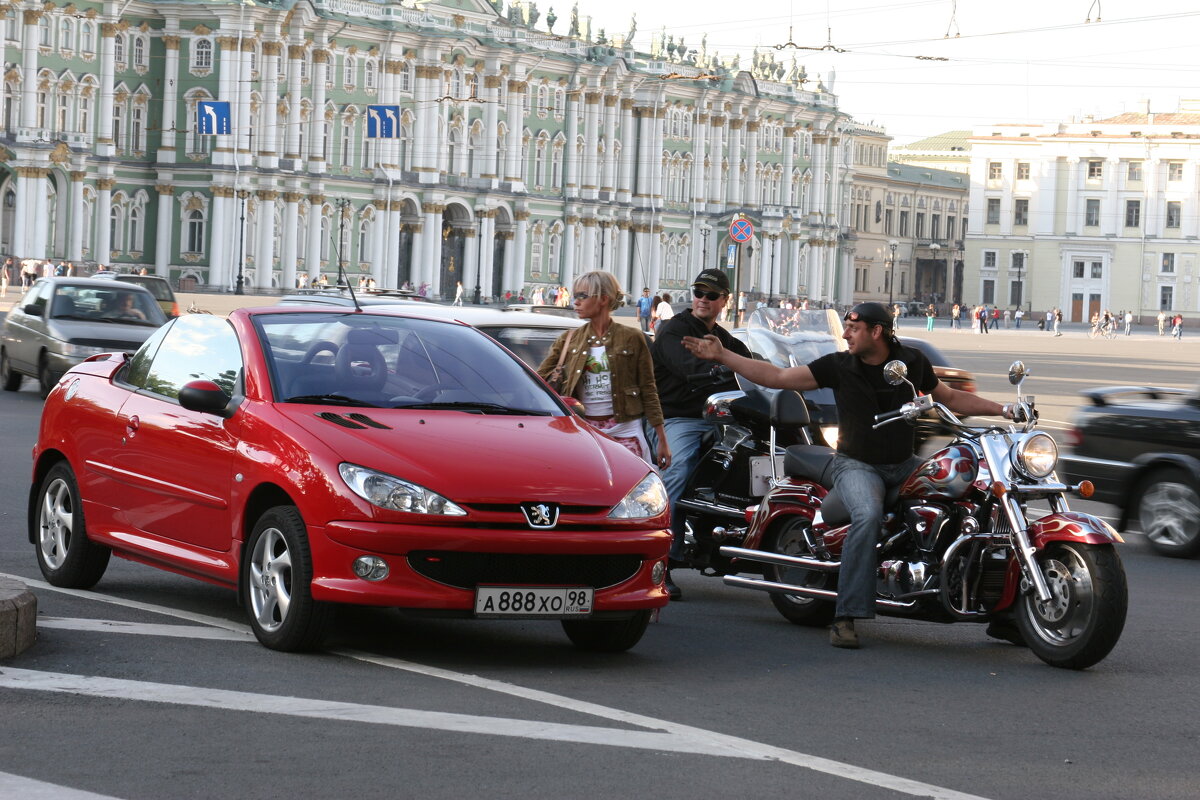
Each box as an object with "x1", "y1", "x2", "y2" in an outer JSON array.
[
  {"x1": 367, "y1": 105, "x2": 401, "y2": 139},
  {"x1": 197, "y1": 101, "x2": 231, "y2": 135},
  {"x1": 729, "y1": 218, "x2": 754, "y2": 243}
]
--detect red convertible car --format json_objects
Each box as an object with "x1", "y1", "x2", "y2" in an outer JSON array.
[{"x1": 30, "y1": 307, "x2": 670, "y2": 652}]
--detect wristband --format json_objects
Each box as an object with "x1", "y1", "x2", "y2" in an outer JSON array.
[{"x1": 1002, "y1": 403, "x2": 1012, "y2": 419}]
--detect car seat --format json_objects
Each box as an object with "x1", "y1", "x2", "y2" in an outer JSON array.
[{"x1": 51, "y1": 295, "x2": 77, "y2": 318}]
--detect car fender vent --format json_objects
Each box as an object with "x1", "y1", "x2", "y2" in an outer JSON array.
[
  {"x1": 346, "y1": 413, "x2": 392, "y2": 429},
  {"x1": 316, "y1": 412, "x2": 368, "y2": 429}
]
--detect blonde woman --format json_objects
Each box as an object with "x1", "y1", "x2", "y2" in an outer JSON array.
[{"x1": 538, "y1": 271, "x2": 671, "y2": 469}]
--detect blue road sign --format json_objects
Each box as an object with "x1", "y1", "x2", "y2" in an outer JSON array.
[
  {"x1": 726, "y1": 243, "x2": 737, "y2": 268},
  {"x1": 367, "y1": 105, "x2": 400, "y2": 139},
  {"x1": 729, "y1": 218, "x2": 754, "y2": 243},
  {"x1": 197, "y1": 101, "x2": 231, "y2": 135}
]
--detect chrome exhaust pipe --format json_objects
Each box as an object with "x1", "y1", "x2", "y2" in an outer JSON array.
[
  {"x1": 723, "y1": 575, "x2": 917, "y2": 610},
  {"x1": 719, "y1": 545, "x2": 840, "y2": 571}
]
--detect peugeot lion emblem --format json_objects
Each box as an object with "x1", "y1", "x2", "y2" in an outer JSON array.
[{"x1": 520, "y1": 502, "x2": 560, "y2": 529}]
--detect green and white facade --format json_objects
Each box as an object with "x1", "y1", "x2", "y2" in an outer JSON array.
[{"x1": 1, "y1": 0, "x2": 870, "y2": 301}]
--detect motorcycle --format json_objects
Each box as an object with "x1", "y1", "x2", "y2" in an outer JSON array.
[
  {"x1": 720, "y1": 360, "x2": 1129, "y2": 670},
  {"x1": 671, "y1": 309, "x2": 840, "y2": 575}
]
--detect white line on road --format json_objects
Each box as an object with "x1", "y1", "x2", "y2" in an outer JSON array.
[
  {"x1": 36, "y1": 616, "x2": 254, "y2": 641},
  {"x1": 0, "y1": 770, "x2": 122, "y2": 799},
  {"x1": 0, "y1": 666, "x2": 990, "y2": 800}
]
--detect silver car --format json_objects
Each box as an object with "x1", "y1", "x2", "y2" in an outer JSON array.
[{"x1": 2, "y1": 277, "x2": 168, "y2": 396}]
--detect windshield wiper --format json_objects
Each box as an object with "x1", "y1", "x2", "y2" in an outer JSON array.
[
  {"x1": 397, "y1": 401, "x2": 550, "y2": 415},
  {"x1": 285, "y1": 394, "x2": 379, "y2": 407}
]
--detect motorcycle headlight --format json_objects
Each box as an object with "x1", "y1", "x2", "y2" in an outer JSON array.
[
  {"x1": 1014, "y1": 433, "x2": 1058, "y2": 479},
  {"x1": 820, "y1": 425, "x2": 839, "y2": 449},
  {"x1": 608, "y1": 472, "x2": 668, "y2": 520},
  {"x1": 339, "y1": 463, "x2": 466, "y2": 516}
]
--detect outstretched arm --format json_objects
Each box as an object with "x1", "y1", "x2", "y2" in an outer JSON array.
[
  {"x1": 931, "y1": 382, "x2": 1010, "y2": 418},
  {"x1": 682, "y1": 334, "x2": 819, "y2": 392}
]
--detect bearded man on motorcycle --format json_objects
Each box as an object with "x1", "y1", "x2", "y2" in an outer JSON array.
[{"x1": 683, "y1": 301, "x2": 1019, "y2": 649}]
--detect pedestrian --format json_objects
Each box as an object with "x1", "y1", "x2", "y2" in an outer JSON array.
[
  {"x1": 1173, "y1": 313, "x2": 1183, "y2": 340},
  {"x1": 893, "y1": 304, "x2": 902, "y2": 330},
  {"x1": 1054, "y1": 308, "x2": 1063, "y2": 336},
  {"x1": 1158, "y1": 310, "x2": 1167, "y2": 336},
  {"x1": 1003, "y1": 308, "x2": 1011, "y2": 328},
  {"x1": 1124, "y1": 310, "x2": 1133, "y2": 336},
  {"x1": 925, "y1": 304, "x2": 936, "y2": 331},
  {"x1": 1045, "y1": 309, "x2": 1054, "y2": 331},
  {"x1": 1014, "y1": 307, "x2": 1024, "y2": 328},
  {"x1": 0, "y1": 257, "x2": 8, "y2": 297},
  {"x1": 978, "y1": 305, "x2": 989, "y2": 335},
  {"x1": 636, "y1": 287, "x2": 653, "y2": 332},
  {"x1": 453, "y1": 281, "x2": 464, "y2": 306},
  {"x1": 989, "y1": 306, "x2": 1000, "y2": 330},
  {"x1": 654, "y1": 292, "x2": 675, "y2": 330},
  {"x1": 951, "y1": 303, "x2": 960, "y2": 330}
]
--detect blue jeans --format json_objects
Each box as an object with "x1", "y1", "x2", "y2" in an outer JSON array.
[
  {"x1": 653, "y1": 416, "x2": 719, "y2": 561},
  {"x1": 827, "y1": 454, "x2": 923, "y2": 619}
]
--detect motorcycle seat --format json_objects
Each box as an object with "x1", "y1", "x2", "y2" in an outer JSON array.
[{"x1": 783, "y1": 444, "x2": 901, "y2": 527}]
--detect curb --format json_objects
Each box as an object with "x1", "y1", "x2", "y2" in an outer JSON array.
[{"x1": 0, "y1": 575, "x2": 37, "y2": 660}]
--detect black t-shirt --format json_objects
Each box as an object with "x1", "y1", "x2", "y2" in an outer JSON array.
[{"x1": 808, "y1": 341, "x2": 939, "y2": 465}]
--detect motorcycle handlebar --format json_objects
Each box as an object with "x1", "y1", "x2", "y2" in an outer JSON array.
[{"x1": 687, "y1": 364, "x2": 733, "y2": 387}]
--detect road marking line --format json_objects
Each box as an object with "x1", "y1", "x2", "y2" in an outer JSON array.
[
  {"x1": 0, "y1": 770, "x2": 122, "y2": 800},
  {"x1": 37, "y1": 616, "x2": 254, "y2": 641},
  {"x1": 0, "y1": 667, "x2": 989, "y2": 800}
]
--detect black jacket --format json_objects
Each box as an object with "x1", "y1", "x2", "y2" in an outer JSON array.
[{"x1": 651, "y1": 309, "x2": 752, "y2": 419}]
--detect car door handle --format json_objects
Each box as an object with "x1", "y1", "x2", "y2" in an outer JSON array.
[{"x1": 125, "y1": 415, "x2": 140, "y2": 437}]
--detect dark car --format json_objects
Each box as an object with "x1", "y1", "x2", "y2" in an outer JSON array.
[{"x1": 1060, "y1": 385, "x2": 1200, "y2": 557}]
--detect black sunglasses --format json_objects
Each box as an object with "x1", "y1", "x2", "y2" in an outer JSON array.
[{"x1": 692, "y1": 288, "x2": 725, "y2": 301}]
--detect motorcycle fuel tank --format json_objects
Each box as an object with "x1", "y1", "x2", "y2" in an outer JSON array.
[{"x1": 898, "y1": 443, "x2": 979, "y2": 501}]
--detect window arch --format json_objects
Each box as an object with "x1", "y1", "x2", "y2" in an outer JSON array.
[
  {"x1": 58, "y1": 18, "x2": 74, "y2": 51},
  {"x1": 364, "y1": 59, "x2": 377, "y2": 91},
  {"x1": 191, "y1": 38, "x2": 213, "y2": 71},
  {"x1": 185, "y1": 209, "x2": 206, "y2": 254},
  {"x1": 398, "y1": 61, "x2": 413, "y2": 93},
  {"x1": 132, "y1": 35, "x2": 147, "y2": 69},
  {"x1": 553, "y1": 88, "x2": 565, "y2": 120},
  {"x1": 38, "y1": 16, "x2": 51, "y2": 47},
  {"x1": 342, "y1": 54, "x2": 356, "y2": 87},
  {"x1": 80, "y1": 21, "x2": 95, "y2": 54},
  {"x1": 113, "y1": 33, "x2": 126, "y2": 65},
  {"x1": 536, "y1": 84, "x2": 549, "y2": 118}
]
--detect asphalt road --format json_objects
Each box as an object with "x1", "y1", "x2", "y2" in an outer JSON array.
[{"x1": 1, "y1": 320, "x2": 1198, "y2": 800}]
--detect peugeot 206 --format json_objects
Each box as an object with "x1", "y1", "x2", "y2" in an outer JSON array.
[{"x1": 29, "y1": 307, "x2": 670, "y2": 652}]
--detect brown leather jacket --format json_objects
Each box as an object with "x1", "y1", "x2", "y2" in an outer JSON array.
[{"x1": 536, "y1": 322, "x2": 664, "y2": 427}]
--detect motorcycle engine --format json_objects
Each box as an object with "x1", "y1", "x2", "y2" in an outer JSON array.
[{"x1": 904, "y1": 504, "x2": 950, "y2": 552}]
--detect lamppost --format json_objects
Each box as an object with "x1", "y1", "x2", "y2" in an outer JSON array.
[
  {"x1": 929, "y1": 242, "x2": 940, "y2": 304},
  {"x1": 767, "y1": 233, "x2": 777, "y2": 308},
  {"x1": 1015, "y1": 250, "x2": 1025, "y2": 312},
  {"x1": 886, "y1": 239, "x2": 899, "y2": 309},
  {"x1": 699, "y1": 223, "x2": 712, "y2": 268},
  {"x1": 473, "y1": 216, "x2": 483, "y2": 305},
  {"x1": 234, "y1": 189, "x2": 248, "y2": 295}
]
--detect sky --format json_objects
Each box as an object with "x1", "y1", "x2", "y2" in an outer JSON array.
[{"x1": 555, "y1": 0, "x2": 1200, "y2": 144}]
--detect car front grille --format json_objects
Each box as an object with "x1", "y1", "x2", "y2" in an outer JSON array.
[{"x1": 407, "y1": 551, "x2": 643, "y2": 590}]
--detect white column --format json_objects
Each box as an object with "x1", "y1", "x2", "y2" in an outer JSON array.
[
  {"x1": 208, "y1": 190, "x2": 229, "y2": 287},
  {"x1": 284, "y1": 43, "x2": 304, "y2": 159},
  {"x1": 504, "y1": 79, "x2": 525, "y2": 182},
  {"x1": 158, "y1": 33, "x2": 181, "y2": 162},
  {"x1": 648, "y1": 227, "x2": 662, "y2": 292},
  {"x1": 463, "y1": 229, "x2": 479, "y2": 301},
  {"x1": 745, "y1": 120, "x2": 760, "y2": 207},
  {"x1": 154, "y1": 185, "x2": 173, "y2": 276},
  {"x1": 259, "y1": 41, "x2": 281, "y2": 168},
  {"x1": 709, "y1": 117, "x2": 725, "y2": 206},
  {"x1": 423, "y1": 203, "x2": 443, "y2": 293},
  {"x1": 782, "y1": 127, "x2": 796, "y2": 207},
  {"x1": 510, "y1": 213, "x2": 528, "y2": 290},
  {"x1": 94, "y1": 179, "x2": 113, "y2": 266},
  {"x1": 255, "y1": 192, "x2": 276, "y2": 289},
  {"x1": 69, "y1": 172, "x2": 86, "y2": 261},
  {"x1": 95, "y1": 23, "x2": 115, "y2": 150},
  {"x1": 691, "y1": 111, "x2": 707, "y2": 205},
  {"x1": 561, "y1": 218, "x2": 576, "y2": 287},
  {"x1": 237, "y1": 37, "x2": 253, "y2": 159},
  {"x1": 617, "y1": 222, "x2": 632, "y2": 291},
  {"x1": 31, "y1": 171, "x2": 50, "y2": 256},
  {"x1": 280, "y1": 192, "x2": 299, "y2": 288},
  {"x1": 1064, "y1": 157, "x2": 1080, "y2": 235},
  {"x1": 582, "y1": 91, "x2": 600, "y2": 197},
  {"x1": 728, "y1": 119, "x2": 744, "y2": 206},
  {"x1": 308, "y1": 47, "x2": 329, "y2": 170},
  {"x1": 482, "y1": 73, "x2": 500, "y2": 178},
  {"x1": 601, "y1": 96, "x2": 618, "y2": 193},
  {"x1": 20, "y1": 11, "x2": 41, "y2": 131},
  {"x1": 617, "y1": 99, "x2": 635, "y2": 202},
  {"x1": 564, "y1": 93, "x2": 580, "y2": 198},
  {"x1": 305, "y1": 194, "x2": 324, "y2": 281}
]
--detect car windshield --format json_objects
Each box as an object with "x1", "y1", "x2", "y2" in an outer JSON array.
[
  {"x1": 50, "y1": 284, "x2": 167, "y2": 326},
  {"x1": 253, "y1": 312, "x2": 564, "y2": 414}
]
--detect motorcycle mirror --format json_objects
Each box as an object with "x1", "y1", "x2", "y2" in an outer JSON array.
[
  {"x1": 1008, "y1": 361, "x2": 1027, "y2": 386},
  {"x1": 883, "y1": 360, "x2": 908, "y2": 386}
]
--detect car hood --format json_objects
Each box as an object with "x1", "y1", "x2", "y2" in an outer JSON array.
[
  {"x1": 48, "y1": 317, "x2": 162, "y2": 345},
  {"x1": 274, "y1": 406, "x2": 647, "y2": 506}
]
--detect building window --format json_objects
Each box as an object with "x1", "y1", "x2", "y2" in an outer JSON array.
[
  {"x1": 1167, "y1": 201, "x2": 1181, "y2": 228},
  {"x1": 1168, "y1": 161, "x2": 1183, "y2": 181},
  {"x1": 930, "y1": 214, "x2": 940, "y2": 240},
  {"x1": 192, "y1": 38, "x2": 213, "y2": 71},
  {"x1": 986, "y1": 198, "x2": 1000, "y2": 224},
  {"x1": 898, "y1": 210, "x2": 908, "y2": 236},
  {"x1": 946, "y1": 217, "x2": 955, "y2": 242},
  {"x1": 982, "y1": 279, "x2": 995, "y2": 305},
  {"x1": 983, "y1": 250, "x2": 997, "y2": 269},
  {"x1": 988, "y1": 161, "x2": 1002, "y2": 180},
  {"x1": 1016, "y1": 162, "x2": 1030, "y2": 180},
  {"x1": 1127, "y1": 160, "x2": 1142, "y2": 181},
  {"x1": 1125, "y1": 200, "x2": 1141, "y2": 228},
  {"x1": 1087, "y1": 160, "x2": 1103, "y2": 179},
  {"x1": 1161, "y1": 285, "x2": 1174, "y2": 310},
  {"x1": 1091, "y1": 261, "x2": 1103, "y2": 279},
  {"x1": 185, "y1": 210, "x2": 205, "y2": 254},
  {"x1": 1162, "y1": 253, "x2": 1175, "y2": 273},
  {"x1": 915, "y1": 212, "x2": 925, "y2": 239},
  {"x1": 1085, "y1": 199, "x2": 1100, "y2": 226},
  {"x1": 1073, "y1": 261, "x2": 1085, "y2": 279},
  {"x1": 1014, "y1": 198, "x2": 1028, "y2": 226},
  {"x1": 884, "y1": 208, "x2": 893, "y2": 235}
]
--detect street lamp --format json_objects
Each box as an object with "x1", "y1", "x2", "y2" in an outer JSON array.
[
  {"x1": 699, "y1": 223, "x2": 712, "y2": 268},
  {"x1": 929, "y1": 242, "x2": 940, "y2": 304},
  {"x1": 1015, "y1": 251, "x2": 1025, "y2": 311},
  {"x1": 886, "y1": 239, "x2": 899, "y2": 309},
  {"x1": 234, "y1": 189, "x2": 248, "y2": 295},
  {"x1": 473, "y1": 217, "x2": 483, "y2": 305}
]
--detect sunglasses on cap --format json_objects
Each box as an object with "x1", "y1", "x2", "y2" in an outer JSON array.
[
  {"x1": 692, "y1": 288, "x2": 726, "y2": 301},
  {"x1": 843, "y1": 310, "x2": 889, "y2": 327}
]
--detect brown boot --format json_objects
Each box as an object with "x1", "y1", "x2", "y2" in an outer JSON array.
[{"x1": 830, "y1": 618, "x2": 859, "y2": 649}]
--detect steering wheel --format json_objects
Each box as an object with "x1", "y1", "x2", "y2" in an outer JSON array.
[
  {"x1": 301, "y1": 340, "x2": 339, "y2": 364},
  {"x1": 415, "y1": 383, "x2": 454, "y2": 402}
]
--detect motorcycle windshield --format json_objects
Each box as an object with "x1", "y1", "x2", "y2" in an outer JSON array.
[{"x1": 737, "y1": 309, "x2": 844, "y2": 417}]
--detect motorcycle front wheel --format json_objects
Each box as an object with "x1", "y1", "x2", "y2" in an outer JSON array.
[
  {"x1": 763, "y1": 517, "x2": 837, "y2": 627},
  {"x1": 1014, "y1": 542, "x2": 1128, "y2": 670}
]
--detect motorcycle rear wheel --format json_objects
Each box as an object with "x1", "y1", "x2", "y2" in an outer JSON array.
[
  {"x1": 1014, "y1": 542, "x2": 1127, "y2": 670},
  {"x1": 763, "y1": 517, "x2": 837, "y2": 627}
]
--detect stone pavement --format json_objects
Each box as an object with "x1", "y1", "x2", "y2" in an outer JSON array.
[{"x1": 0, "y1": 575, "x2": 36, "y2": 660}]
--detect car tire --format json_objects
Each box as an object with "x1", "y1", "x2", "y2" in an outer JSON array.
[
  {"x1": 35, "y1": 462, "x2": 111, "y2": 589},
  {"x1": 37, "y1": 353, "x2": 55, "y2": 398},
  {"x1": 0, "y1": 348, "x2": 21, "y2": 391},
  {"x1": 1135, "y1": 468, "x2": 1200, "y2": 558},
  {"x1": 241, "y1": 505, "x2": 333, "y2": 651},
  {"x1": 562, "y1": 609, "x2": 651, "y2": 652}
]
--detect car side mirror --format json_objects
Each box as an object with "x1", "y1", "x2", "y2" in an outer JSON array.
[
  {"x1": 23, "y1": 303, "x2": 42, "y2": 316},
  {"x1": 178, "y1": 379, "x2": 234, "y2": 418}
]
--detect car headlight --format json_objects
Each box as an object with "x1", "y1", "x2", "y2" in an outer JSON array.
[
  {"x1": 338, "y1": 463, "x2": 466, "y2": 516},
  {"x1": 820, "y1": 425, "x2": 839, "y2": 449},
  {"x1": 62, "y1": 343, "x2": 107, "y2": 358},
  {"x1": 608, "y1": 472, "x2": 668, "y2": 520},
  {"x1": 1014, "y1": 433, "x2": 1058, "y2": 479}
]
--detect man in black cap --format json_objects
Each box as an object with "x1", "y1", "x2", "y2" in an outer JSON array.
[
  {"x1": 682, "y1": 301, "x2": 1016, "y2": 648},
  {"x1": 650, "y1": 269, "x2": 753, "y2": 600}
]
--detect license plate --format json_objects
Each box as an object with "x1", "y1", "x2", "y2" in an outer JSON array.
[{"x1": 474, "y1": 586, "x2": 593, "y2": 618}]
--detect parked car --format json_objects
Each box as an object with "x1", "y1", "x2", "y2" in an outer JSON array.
[
  {"x1": 1, "y1": 278, "x2": 168, "y2": 396},
  {"x1": 29, "y1": 307, "x2": 670, "y2": 652},
  {"x1": 503, "y1": 304, "x2": 580, "y2": 318},
  {"x1": 103, "y1": 274, "x2": 181, "y2": 317},
  {"x1": 1060, "y1": 385, "x2": 1200, "y2": 557},
  {"x1": 278, "y1": 294, "x2": 584, "y2": 370}
]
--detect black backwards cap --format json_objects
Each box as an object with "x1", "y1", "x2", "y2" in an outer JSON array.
[{"x1": 843, "y1": 302, "x2": 896, "y2": 337}]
